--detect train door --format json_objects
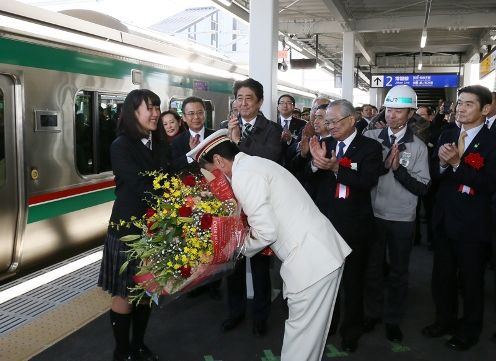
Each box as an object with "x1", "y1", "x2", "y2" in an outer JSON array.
[{"x1": 0, "y1": 75, "x2": 18, "y2": 273}]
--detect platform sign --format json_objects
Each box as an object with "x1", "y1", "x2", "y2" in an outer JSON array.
[{"x1": 370, "y1": 74, "x2": 459, "y2": 88}]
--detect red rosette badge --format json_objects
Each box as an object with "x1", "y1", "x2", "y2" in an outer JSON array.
[
  {"x1": 338, "y1": 157, "x2": 352, "y2": 169},
  {"x1": 464, "y1": 152, "x2": 484, "y2": 170},
  {"x1": 181, "y1": 175, "x2": 196, "y2": 187}
]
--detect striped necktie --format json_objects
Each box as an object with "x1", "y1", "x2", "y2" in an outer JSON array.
[{"x1": 242, "y1": 123, "x2": 253, "y2": 139}]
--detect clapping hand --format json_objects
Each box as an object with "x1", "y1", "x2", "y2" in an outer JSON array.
[
  {"x1": 384, "y1": 144, "x2": 400, "y2": 170},
  {"x1": 438, "y1": 142, "x2": 460, "y2": 167},
  {"x1": 309, "y1": 136, "x2": 339, "y2": 172}
]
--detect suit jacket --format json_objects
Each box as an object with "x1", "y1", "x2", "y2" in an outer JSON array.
[
  {"x1": 432, "y1": 125, "x2": 496, "y2": 242},
  {"x1": 279, "y1": 117, "x2": 307, "y2": 169},
  {"x1": 305, "y1": 135, "x2": 383, "y2": 241},
  {"x1": 232, "y1": 152, "x2": 351, "y2": 295},
  {"x1": 355, "y1": 118, "x2": 369, "y2": 134},
  {"x1": 170, "y1": 128, "x2": 215, "y2": 171},
  {"x1": 109, "y1": 134, "x2": 171, "y2": 236},
  {"x1": 238, "y1": 114, "x2": 283, "y2": 163}
]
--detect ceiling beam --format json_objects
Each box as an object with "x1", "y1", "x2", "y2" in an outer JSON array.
[
  {"x1": 355, "y1": 12, "x2": 496, "y2": 32},
  {"x1": 320, "y1": 0, "x2": 375, "y2": 65}
]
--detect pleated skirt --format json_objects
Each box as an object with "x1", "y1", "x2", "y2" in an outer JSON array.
[{"x1": 97, "y1": 231, "x2": 138, "y2": 297}]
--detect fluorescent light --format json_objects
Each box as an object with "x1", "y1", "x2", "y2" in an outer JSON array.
[
  {"x1": 418, "y1": 62, "x2": 423, "y2": 70},
  {"x1": 217, "y1": 0, "x2": 233, "y2": 6},
  {"x1": 0, "y1": 251, "x2": 103, "y2": 304},
  {"x1": 277, "y1": 84, "x2": 316, "y2": 98},
  {"x1": 420, "y1": 29, "x2": 427, "y2": 48},
  {"x1": 285, "y1": 40, "x2": 303, "y2": 52}
]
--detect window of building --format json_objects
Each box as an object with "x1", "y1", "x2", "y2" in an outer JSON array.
[
  {"x1": 232, "y1": 18, "x2": 237, "y2": 52},
  {"x1": 188, "y1": 24, "x2": 197, "y2": 41},
  {"x1": 211, "y1": 13, "x2": 218, "y2": 48},
  {"x1": 75, "y1": 91, "x2": 125, "y2": 175},
  {"x1": 0, "y1": 89, "x2": 4, "y2": 187}
]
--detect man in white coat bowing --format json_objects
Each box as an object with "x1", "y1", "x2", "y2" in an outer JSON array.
[{"x1": 187, "y1": 129, "x2": 351, "y2": 361}]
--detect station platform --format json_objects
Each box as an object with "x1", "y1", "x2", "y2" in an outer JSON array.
[{"x1": 1, "y1": 245, "x2": 495, "y2": 361}]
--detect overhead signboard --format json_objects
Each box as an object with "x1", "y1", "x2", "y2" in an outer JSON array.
[
  {"x1": 480, "y1": 48, "x2": 496, "y2": 79},
  {"x1": 370, "y1": 73, "x2": 459, "y2": 88}
]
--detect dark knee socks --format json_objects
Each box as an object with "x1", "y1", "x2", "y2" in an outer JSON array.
[
  {"x1": 110, "y1": 310, "x2": 131, "y2": 357},
  {"x1": 131, "y1": 303, "x2": 152, "y2": 349}
]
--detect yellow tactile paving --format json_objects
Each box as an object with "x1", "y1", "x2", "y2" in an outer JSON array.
[{"x1": 0, "y1": 288, "x2": 110, "y2": 361}]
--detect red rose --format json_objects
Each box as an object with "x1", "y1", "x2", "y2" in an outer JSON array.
[
  {"x1": 180, "y1": 265, "x2": 191, "y2": 278},
  {"x1": 200, "y1": 214, "x2": 213, "y2": 230},
  {"x1": 178, "y1": 206, "x2": 192, "y2": 217},
  {"x1": 146, "y1": 208, "x2": 157, "y2": 219},
  {"x1": 338, "y1": 157, "x2": 352, "y2": 168},
  {"x1": 464, "y1": 152, "x2": 484, "y2": 170},
  {"x1": 182, "y1": 175, "x2": 196, "y2": 187}
]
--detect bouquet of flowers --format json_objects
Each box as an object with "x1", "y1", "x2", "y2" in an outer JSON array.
[{"x1": 120, "y1": 169, "x2": 247, "y2": 303}]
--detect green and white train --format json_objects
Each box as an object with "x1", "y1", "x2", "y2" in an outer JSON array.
[{"x1": 0, "y1": 3, "x2": 317, "y2": 281}]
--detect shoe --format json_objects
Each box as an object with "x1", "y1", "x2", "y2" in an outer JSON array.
[
  {"x1": 385, "y1": 323, "x2": 403, "y2": 343},
  {"x1": 421, "y1": 323, "x2": 455, "y2": 338},
  {"x1": 341, "y1": 338, "x2": 358, "y2": 352},
  {"x1": 221, "y1": 314, "x2": 245, "y2": 332},
  {"x1": 445, "y1": 336, "x2": 477, "y2": 351},
  {"x1": 132, "y1": 345, "x2": 159, "y2": 361},
  {"x1": 113, "y1": 351, "x2": 136, "y2": 361},
  {"x1": 363, "y1": 317, "x2": 381, "y2": 333},
  {"x1": 252, "y1": 320, "x2": 267, "y2": 337}
]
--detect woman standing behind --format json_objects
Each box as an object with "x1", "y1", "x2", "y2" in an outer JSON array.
[
  {"x1": 160, "y1": 110, "x2": 185, "y2": 144},
  {"x1": 98, "y1": 89, "x2": 170, "y2": 361}
]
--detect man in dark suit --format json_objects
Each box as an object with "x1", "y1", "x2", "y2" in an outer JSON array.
[
  {"x1": 170, "y1": 96, "x2": 214, "y2": 172},
  {"x1": 223, "y1": 77, "x2": 282, "y2": 337},
  {"x1": 423, "y1": 85, "x2": 496, "y2": 350},
  {"x1": 306, "y1": 99, "x2": 383, "y2": 352},
  {"x1": 277, "y1": 94, "x2": 306, "y2": 168},
  {"x1": 355, "y1": 104, "x2": 374, "y2": 134}
]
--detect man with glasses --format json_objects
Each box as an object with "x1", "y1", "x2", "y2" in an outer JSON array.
[
  {"x1": 171, "y1": 96, "x2": 214, "y2": 171},
  {"x1": 303, "y1": 99, "x2": 382, "y2": 352},
  {"x1": 277, "y1": 94, "x2": 306, "y2": 169},
  {"x1": 362, "y1": 85, "x2": 430, "y2": 344}
]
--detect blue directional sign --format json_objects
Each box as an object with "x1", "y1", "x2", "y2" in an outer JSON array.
[{"x1": 370, "y1": 73, "x2": 459, "y2": 88}]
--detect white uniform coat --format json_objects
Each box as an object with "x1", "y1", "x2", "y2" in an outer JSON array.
[{"x1": 232, "y1": 152, "x2": 351, "y2": 296}]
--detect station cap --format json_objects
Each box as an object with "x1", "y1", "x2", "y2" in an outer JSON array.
[
  {"x1": 186, "y1": 129, "x2": 230, "y2": 162},
  {"x1": 383, "y1": 85, "x2": 417, "y2": 109}
]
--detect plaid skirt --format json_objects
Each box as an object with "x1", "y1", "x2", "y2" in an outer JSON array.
[{"x1": 97, "y1": 231, "x2": 138, "y2": 297}]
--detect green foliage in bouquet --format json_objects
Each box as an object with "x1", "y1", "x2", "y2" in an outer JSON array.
[{"x1": 119, "y1": 171, "x2": 237, "y2": 303}]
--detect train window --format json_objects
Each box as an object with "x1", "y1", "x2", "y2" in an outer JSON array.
[
  {"x1": 169, "y1": 97, "x2": 214, "y2": 129},
  {"x1": 0, "y1": 90, "x2": 4, "y2": 187},
  {"x1": 75, "y1": 91, "x2": 125, "y2": 176}
]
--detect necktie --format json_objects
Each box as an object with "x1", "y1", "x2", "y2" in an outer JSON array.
[
  {"x1": 486, "y1": 118, "x2": 491, "y2": 128},
  {"x1": 242, "y1": 123, "x2": 252, "y2": 139},
  {"x1": 336, "y1": 141, "x2": 346, "y2": 160},
  {"x1": 458, "y1": 130, "x2": 467, "y2": 157},
  {"x1": 390, "y1": 134, "x2": 396, "y2": 146},
  {"x1": 195, "y1": 134, "x2": 200, "y2": 142},
  {"x1": 283, "y1": 119, "x2": 289, "y2": 130},
  {"x1": 145, "y1": 136, "x2": 152, "y2": 150}
]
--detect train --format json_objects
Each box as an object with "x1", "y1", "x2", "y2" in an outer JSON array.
[{"x1": 0, "y1": 3, "x2": 319, "y2": 281}]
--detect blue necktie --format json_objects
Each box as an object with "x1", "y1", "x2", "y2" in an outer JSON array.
[{"x1": 336, "y1": 141, "x2": 345, "y2": 160}]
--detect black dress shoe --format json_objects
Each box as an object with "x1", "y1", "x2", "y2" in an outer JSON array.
[
  {"x1": 363, "y1": 317, "x2": 381, "y2": 333},
  {"x1": 445, "y1": 336, "x2": 476, "y2": 351},
  {"x1": 252, "y1": 320, "x2": 267, "y2": 337},
  {"x1": 421, "y1": 323, "x2": 455, "y2": 338},
  {"x1": 131, "y1": 345, "x2": 159, "y2": 361},
  {"x1": 341, "y1": 338, "x2": 358, "y2": 352},
  {"x1": 221, "y1": 314, "x2": 245, "y2": 332},
  {"x1": 385, "y1": 323, "x2": 403, "y2": 342},
  {"x1": 114, "y1": 351, "x2": 136, "y2": 361}
]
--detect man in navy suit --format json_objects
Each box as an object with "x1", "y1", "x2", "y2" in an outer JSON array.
[
  {"x1": 277, "y1": 94, "x2": 307, "y2": 169},
  {"x1": 423, "y1": 85, "x2": 496, "y2": 350},
  {"x1": 223, "y1": 77, "x2": 282, "y2": 337},
  {"x1": 306, "y1": 99, "x2": 383, "y2": 352},
  {"x1": 170, "y1": 96, "x2": 214, "y2": 172}
]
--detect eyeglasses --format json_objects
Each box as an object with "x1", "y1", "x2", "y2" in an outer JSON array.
[
  {"x1": 184, "y1": 111, "x2": 205, "y2": 117},
  {"x1": 278, "y1": 101, "x2": 294, "y2": 106},
  {"x1": 325, "y1": 115, "x2": 350, "y2": 126}
]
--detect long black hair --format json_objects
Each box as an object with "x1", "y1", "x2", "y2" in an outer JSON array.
[{"x1": 117, "y1": 89, "x2": 161, "y2": 140}]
